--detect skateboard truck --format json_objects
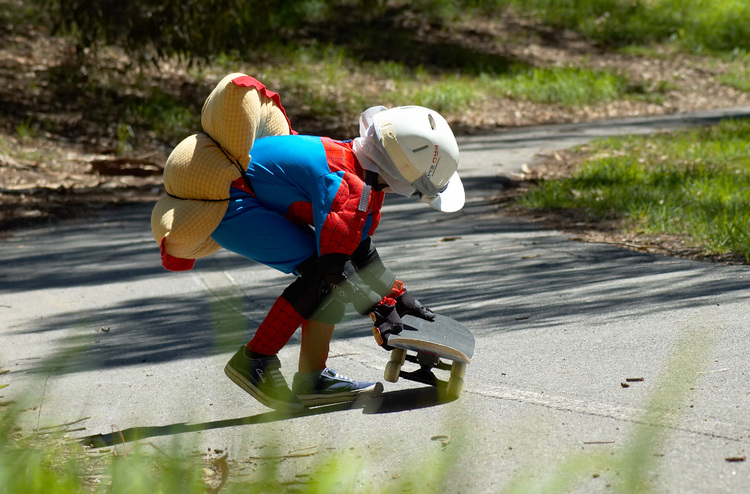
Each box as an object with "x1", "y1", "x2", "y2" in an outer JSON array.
[
  {"x1": 384, "y1": 348, "x2": 468, "y2": 400},
  {"x1": 381, "y1": 314, "x2": 474, "y2": 400}
]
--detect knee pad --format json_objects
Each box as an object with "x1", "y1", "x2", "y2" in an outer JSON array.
[{"x1": 283, "y1": 263, "x2": 345, "y2": 324}]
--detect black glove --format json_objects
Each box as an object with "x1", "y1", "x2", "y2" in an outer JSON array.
[
  {"x1": 370, "y1": 301, "x2": 403, "y2": 350},
  {"x1": 394, "y1": 289, "x2": 435, "y2": 321}
]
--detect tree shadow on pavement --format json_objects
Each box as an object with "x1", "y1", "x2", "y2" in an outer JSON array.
[{"x1": 5, "y1": 178, "x2": 749, "y2": 376}]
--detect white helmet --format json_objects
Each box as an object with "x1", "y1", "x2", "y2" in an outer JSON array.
[{"x1": 372, "y1": 106, "x2": 464, "y2": 212}]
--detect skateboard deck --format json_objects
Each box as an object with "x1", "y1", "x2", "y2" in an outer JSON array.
[
  {"x1": 384, "y1": 313, "x2": 475, "y2": 399},
  {"x1": 388, "y1": 314, "x2": 475, "y2": 363}
]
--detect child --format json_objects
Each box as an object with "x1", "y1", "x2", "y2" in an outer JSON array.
[{"x1": 152, "y1": 74, "x2": 464, "y2": 412}]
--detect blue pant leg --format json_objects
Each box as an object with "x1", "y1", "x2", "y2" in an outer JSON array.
[{"x1": 210, "y1": 194, "x2": 317, "y2": 274}]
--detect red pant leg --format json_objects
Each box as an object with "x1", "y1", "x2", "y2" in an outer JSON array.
[{"x1": 247, "y1": 295, "x2": 305, "y2": 355}]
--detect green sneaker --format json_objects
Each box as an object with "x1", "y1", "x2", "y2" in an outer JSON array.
[
  {"x1": 224, "y1": 346, "x2": 303, "y2": 413},
  {"x1": 292, "y1": 368, "x2": 383, "y2": 407}
]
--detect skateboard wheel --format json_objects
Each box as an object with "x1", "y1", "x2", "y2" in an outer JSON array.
[
  {"x1": 384, "y1": 361, "x2": 400, "y2": 382},
  {"x1": 384, "y1": 348, "x2": 406, "y2": 382},
  {"x1": 445, "y1": 362, "x2": 467, "y2": 399},
  {"x1": 446, "y1": 376, "x2": 464, "y2": 399},
  {"x1": 450, "y1": 361, "x2": 467, "y2": 380}
]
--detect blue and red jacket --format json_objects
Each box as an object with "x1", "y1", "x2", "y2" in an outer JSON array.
[{"x1": 230, "y1": 134, "x2": 385, "y2": 257}]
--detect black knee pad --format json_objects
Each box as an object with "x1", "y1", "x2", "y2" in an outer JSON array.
[{"x1": 284, "y1": 258, "x2": 345, "y2": 324}]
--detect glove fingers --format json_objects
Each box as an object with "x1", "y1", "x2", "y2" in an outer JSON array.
[
  {"x1": 396, "y1": 291, "x2": 436, "y2": 321},
  {"x1": 418, "y1": 307, "x2": 436, "y2": 321},
  {"x1": 403, "y1": 306, "x2": 435, "y2": 321},
  {"x1": 392, "y1": 320, "x2": 404, "y2": 335}
]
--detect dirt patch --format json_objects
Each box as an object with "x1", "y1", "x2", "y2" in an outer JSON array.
[{"x1": 0, "y1": 133, "x2": 165, "y2": 235}]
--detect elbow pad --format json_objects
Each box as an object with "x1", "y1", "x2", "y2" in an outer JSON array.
[{"x1": 350, "y1": 238, "x2": 397, "y2": 297}]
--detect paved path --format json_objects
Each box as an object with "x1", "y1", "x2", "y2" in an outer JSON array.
[{"x1": 2, "y1": 107, "x2": 749, "y2": 492}]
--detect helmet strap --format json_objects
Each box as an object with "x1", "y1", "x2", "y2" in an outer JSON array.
[
  {"x1": 411, "y1": 174, "x2": 444, "y2": 199},
  {"x1": 365, "y1": 171, "x2": 388, "y2": 191}
]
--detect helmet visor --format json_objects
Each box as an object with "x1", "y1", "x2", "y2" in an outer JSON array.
[{"x1": 418, "y1": 171, "x2": 465, "y2": 212}]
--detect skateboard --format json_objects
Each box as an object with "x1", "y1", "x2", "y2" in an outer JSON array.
[{"x1": 383, "y1": 313, "x2": 475, "y2": 399}]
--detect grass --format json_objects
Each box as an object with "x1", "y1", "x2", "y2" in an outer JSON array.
[
  {"x1": 519, "y1": 118, "x2": 750, "y2": 261},
  {"x1": 212, "y1": 42, "x2": 653, "y2": 123},
  {"x1": 485, "y1": 66, "x2": 635, "y2": 106},
  {"x1": 499, "y1": 0, "x2": 750, "y2": 52},
  {"x1": 0, "y1": 400, "x2": 462, "y2": 493},
  {"x1": 720, "y1": 52, "x2": 750, "y2": 93}
]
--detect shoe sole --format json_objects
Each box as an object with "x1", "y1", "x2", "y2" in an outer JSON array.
[
  {"x1": 296, "y1": 382, "x2": 384, "y2": 407},
  {"x1": 224, "y1": 362, "x2": 304, "y2": 413}
]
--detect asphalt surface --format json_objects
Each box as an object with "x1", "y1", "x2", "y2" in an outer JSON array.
[{"x1": 2, "y1": 107, "x2": 750, "y2": 492}]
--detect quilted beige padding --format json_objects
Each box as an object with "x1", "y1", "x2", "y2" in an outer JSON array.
[
  {"x1": 151, "y1": 193, "x2": 226, "y2": 260},
  {"x1": 201, "y1": 72, "x2": 291, "y2": 170},
  {"x1": 151, "y1": 133, "x2": 235, "y2": 260},
  {"x1": 163, "y1": 133, "x2": 241, "y2": 200},
  {"x1": 151, "y1": 73, "x2": 293, "y2": 268}
]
